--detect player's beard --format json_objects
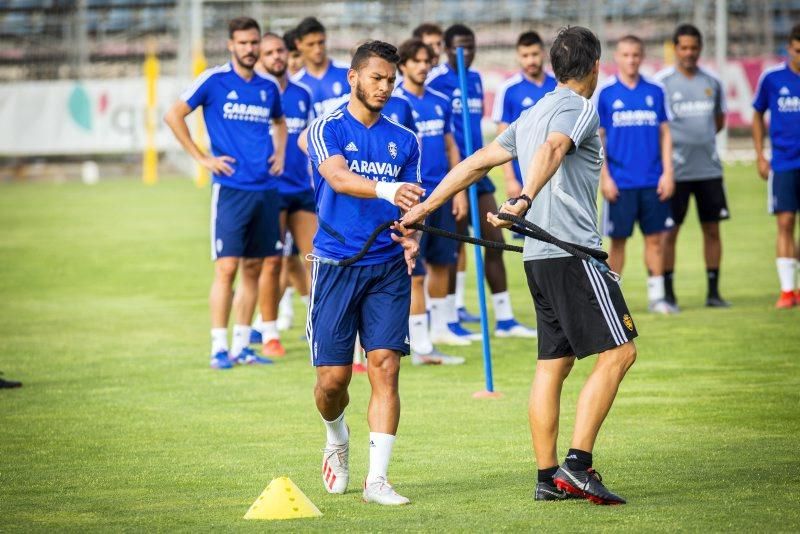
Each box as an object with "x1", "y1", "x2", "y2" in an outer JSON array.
[
  {"x1": 355, "y1": 81, "x2": 385, "y2": 113},
  {"x1": 234, "y1": 51, "x2": 258, "y2": 71},
  {"x1": 525, "y1": 63, "x2": 542, "y2": 79},
  {"x1": 266, "y1": 63, "x2": 287, "y2": 79}
]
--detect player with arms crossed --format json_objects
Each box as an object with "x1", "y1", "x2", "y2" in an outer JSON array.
[
  {"x1": 164, "y1": 17, "x2": 286, "y2": 369},
  {"x1": 752, "y1": 23, "x2": 800, "y2": 308},
  {"x1": 396, "y1": 37, "x2": 468, "y2": 362},
  {"x1": 492, "y1": 30, "x2": 557, "y2": 198},
  {"x1": 656, "y1": 24, "x2": 729, "y2": 309},
  {"x1": 597, "y1": 35, "x2": 675, "y2": 313},
  {"x1": 401, "y1": 26, "x2": 637, "y2": 505},
  {"x1": 305, "y1": 41, "x2": 423, "y2": 505}
]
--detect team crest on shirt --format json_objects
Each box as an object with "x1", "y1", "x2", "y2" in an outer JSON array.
[
  {"x1": 522, "y1": 96, "x2": 534, "y2": 107},
  {"x1": 645, "y1": 95, "x2": 654, "y2": 107},
  {"x1": 623, "y1": 314, "x2": 634, "y2": 331},
  {"x1": 435, "y1": 104, "x2": 443, "y2": 116},
  {"x1": 705, "y1": 87, "x2": 713, "y2": 97},
  {"x1": 475, "y1": 82, "x2": 481, "y2": 93},
  {"x1": 333, "y1": 81, "x2": 343, "y2": 96},
  {"x1": 388, "y1": 141, "x2": 398, "y2": 159},
  {"x1": 299, "y1": 99, "x2": 306, "y2": 113},
  {"x1": 260, "y1": 90, "x2": 267, "y2": 102}
]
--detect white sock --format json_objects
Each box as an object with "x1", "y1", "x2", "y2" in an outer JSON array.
[
  {"x1": 252, "y1": 313, "x2": 262, "y2": 331},
  {"x1": 445, "y1": 294, "x2": 459, "y2": 325},
  {"x1": 279, "y1": 288, "x2": 294, "y2": 317},
  {"x1": 491, "y1": 291, "x2": 513, "y2": 321},
  {"x1": 211, "y1": 327, "x2": 228, "y2": 354},
  {"x1": 261, "y1": 321, "x2": 279, "y2": 342},
  {"x1": 647, "y1": 275, "x2": 666, "y2": 302},
  {"x1": 455, "y1": 271, "x2": 466, "y2": 309},
  {"x1": 323, "y1": 412, "x2": 349, "y2": 446},
  {"x1": 777, "y1": 257, "x2": 797, "y2": 292},
  {"x1": 231, "y1": 324, "x2": 251, "y2": 357},
  {"x1": 367, "y1": 432, "x2": 396, "y2": 484},
  {"x1": 409, "y1": 314, "x2": 433, "y2": 354},
  {"x1": 429, "y1": 297, "x2": 449, "y2": 335},
  {"x1": 353, "y1": 333, "x2": 363, "y2": 364}
]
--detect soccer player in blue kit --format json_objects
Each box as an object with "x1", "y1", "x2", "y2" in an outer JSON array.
[
  {"x1": 305, "y1": 41, "x2": 424, "y2": 505},
  {"x1": 164, "y1": 17, "x2": 287, "y2": 369},
  {"x1": 752, "y1": 23, "x2": 800, "y2": 309},
  {"x1": 396, "y1": 38, "x2": 469, "y2": 361},
  {"x1": 596, "y1": 35, "x2": 675, "y2": 314},
  {"x1": 427, "y1": 24, "x2": 537, "y2": 340},
  {"x1": 493, "y1": 31, "x2": 557, "y2": 198}
]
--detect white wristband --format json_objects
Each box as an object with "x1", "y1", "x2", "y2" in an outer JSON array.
[{"x1": 375, "y1": 181, "x2": 403, "y2": 206}]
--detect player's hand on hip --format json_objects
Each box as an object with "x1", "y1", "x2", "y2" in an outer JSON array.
[
  {"x1": 268, "y1": 153, "x2": 285, "y2": 176},
  {"x1": 201, "y1": 155, "x2": 235, "y2": 176},
  {"x1": 657, "y1": 172, "x2": 675, "y2": 201},
  {"x1": 600, "y1": 176, "x2": 619, "y2": 202},
  {"x1": 395, "y1": 183, "x2": 425, "y2": 211},
  {"x1": 391, "y1": 232, "x2": 420, "y2": 275},
  {"x1": 757, "y1": 156, "x2": 770, "y2": 181},
  {"x1": 452, "y1": 191, "x2": 468, "y2": 221}
]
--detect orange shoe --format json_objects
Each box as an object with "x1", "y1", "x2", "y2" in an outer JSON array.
[
  {"x1": 263, "y1": 338, "x2": 286, "y2": 357},
  {"x1": 352, "y1": 362, "x2": 368, "y2": 374},
  {"x1": 775, "y1": 290, "x2": 796, "y2": 309}
]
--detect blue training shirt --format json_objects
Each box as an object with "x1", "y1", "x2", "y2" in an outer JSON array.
[
  {"x1": 491, "y1": 72, "x2": 557, "y2": 184},
  {"x1": 182, "y1": 62, "x2": 284, "y2": 191},
  {"x1": 596, "y1": 75, "x2": 670, "y2": 190},
  {"x1": 395, "y1": 83, "x2": 452, "y2": 192},
  {"x1": 426, "y1": 63, "x2": 484, "y2": 159},
  {"x1": 753, "y1": 63, "x2": 800, "y2": 172},
  {"x1": 382, "y1": 93, "x2": 418, "y2": 133},
  {"x1": 307, "y1": 107, "x2": 421, "y2": 265},
  {"x1": 291, "y1": 60, "x2": 351, "y2": 117},
  {"x1": 277, "y1": 80, "x2": 315, "y2": 195}
]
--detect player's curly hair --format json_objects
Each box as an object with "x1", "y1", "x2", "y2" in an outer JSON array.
[
  {"x1": 550, "y1": 26, "x2": 600, "y2": 82},
  {"x1": 397, "y1": 38, "x2": 434, "y2": 66},
  {"x1": 443, "y1": 24, "x2": 474, "y2": 49},
  {"x1": 351, "y1": 41, "x2": 400, "y2": 71}
]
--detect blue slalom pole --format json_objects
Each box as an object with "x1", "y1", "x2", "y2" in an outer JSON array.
[{"x1": 455, "y1": 47, "x2": 495, "y2": 394}]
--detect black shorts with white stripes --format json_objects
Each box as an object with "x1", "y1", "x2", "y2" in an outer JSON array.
[{"x1": 524, "y1": 257, "x2": 638, "y2": 359}]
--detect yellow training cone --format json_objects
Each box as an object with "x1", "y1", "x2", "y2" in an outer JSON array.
[{"x1": 244, "y1": 477, "x2": 323, "y2": 520}]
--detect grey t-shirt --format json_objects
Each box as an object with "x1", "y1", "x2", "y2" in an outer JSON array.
[
  {"x1": 654, "y1": 67, "x2": 726, "y2": 182},
  {"x1": 496, "y1": 86, "x2": 604, "y2": 261}
]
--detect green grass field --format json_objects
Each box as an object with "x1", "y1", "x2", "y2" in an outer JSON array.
[{"x1": 1, "y1": 163, "x2": 799, "y2": 532}]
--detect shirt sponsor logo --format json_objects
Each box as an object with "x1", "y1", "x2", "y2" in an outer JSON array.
[
  {"x1": 285, "y1": 116, "x2": 308, "y2": 134},
  {"x1": 226, "y1": 90, "x2": 239, "y2": 100},
  {"x1": 348, "y1": 159, "x2": 402, "y2": 180},
  {"x1": 671, "y1": 99, "x2": 715, "y2": 118},
  {"x1": 452, "y1": 96, "x2": 483, "y2": 114},
  {"x1": 414, "y1": 118, "x2": 446, "y2": 137},
  {"x1": 611, "y1": 109, "x2": 659, "y2": 127},
  {"x1": 222, "y1": 102, "x2": 271, "y2": 123},
  {"x1": 777, "y1": 95, "x2": 800, "y2": 113}
]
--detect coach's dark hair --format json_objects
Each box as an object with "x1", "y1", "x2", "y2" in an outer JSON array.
[
  {"x1": 228, "y1": 17, "x2": 260, "y2": 39},
  {"x1": 397, "y1": 38, "x2": 434, "y2": 66},
  {"x1": 283, "y1": 29, "x2": 298, "y2": 52},
  {"x1": 673, "y1": 23, "x2": 702, "y2": 46},
  {"x1": 444, "y1": 24, "x2": 475, "y2": 48},
  {"x1": 295, "y1": 17, "x2": 325, "y2": 39},
  {"x1": 790, "y1": 23, "x2": 800, "y2": 43},
  {"x1": 412, "y1": 22, "x2": 442, "y2": 39},
  {"x1": 550, "y1": 26, "x2": 601, "y2": 82},
  {"x1": 617, "y1": 34, "x2": 644, "y2": 48},
  {"x1": 517, "y1": 31, "x2": 543, "y2": 48},
  {"x1": 351, "y1": 40, "x2": 400, "y2": 71}
]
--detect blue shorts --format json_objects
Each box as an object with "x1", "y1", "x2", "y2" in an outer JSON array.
[
  {"x1": 308, "y1": 256, "x2": 411, "y2": 366},
  {"x1": 280, "y1": 189, "x2": 316, "y2": 214},
  {"x1": 211, "y1": 184, "x2": 281, "y2": 259},
  {"x1": 476, "y1": 176, "x2": 496, "y2": 196},
  {"x1": 769, "y1": 169, "x2": 800, "y2": 214},
  {"x1": 602, "y1": 187, "x2": 674, "y2": 238}
]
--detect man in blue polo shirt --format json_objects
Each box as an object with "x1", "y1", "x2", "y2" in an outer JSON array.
[
  {"x1": 306, "y1": 41, "x2": 424, "y2": 506},
  {"x1": 597, "y1": 35, "x2": 675, "y2": 314},
  {"x1": 427, "y1": 23, "x2": 536, "y2": 340},
  {"x1": 492, "y1": 30, "x2": 557, "y2": 198},
  {"x1": 752, "y1": 23, "x2": 800, "y2": 309},
  {"x1": 164, "y1": 17, "x2": 287, "y2": 370}
]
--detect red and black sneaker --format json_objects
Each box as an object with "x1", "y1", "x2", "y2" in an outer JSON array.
[{"x1": 553, "y1": 464, "x2": 626, "y2": 505}]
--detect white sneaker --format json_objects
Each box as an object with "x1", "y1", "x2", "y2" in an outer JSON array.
[
  {"x1": 362, "y1": 477, "x2": 410, "y2": 505},
  {"x1": 430, "y1": 330, "x2": 471, "y2": 346},
  {"x1": 321, "y1": 442, "x2": 349, "y2": 494},
  {"x1": 648, "y1": 299, "x2": 673, "y2": 315},
  {"x1": 276, "y1": 313, "x2": 293, "y2": 331},
  {"x1": 411, "y1": 349, "x2": 465, "y2": 366},
  {"x1": 494, "y1": 319, "x2": 538, "y2": 338}
]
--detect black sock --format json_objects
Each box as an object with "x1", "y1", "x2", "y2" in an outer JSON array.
[
  {"x1": 664, "y1": 270, "x2": 674, "y2": 300},
  {"x1": 565, "y1": 448, "x2": 592, "y2": 472},
  {"x1": 537, "y1": 466, "x2": 558, "y2": 484},
  {"x1": 707, "y1": 268, "x2": 720, "y2": 298}
]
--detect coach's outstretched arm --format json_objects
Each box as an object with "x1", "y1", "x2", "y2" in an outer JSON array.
[
  {"x1": 318, "y1": 155, "x2": 425, "y2": 211},
  {"x1": 164, "y1": 101, "x2": 236, "y2": 176}
]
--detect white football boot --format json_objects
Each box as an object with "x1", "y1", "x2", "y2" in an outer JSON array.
[
  {"x1": 429, "y1": 329, "x2": 472, "y2": 346},
  {"x1": 321, "y1": 441, "x2": 349, "y2": 494},
  {"x1": 362, "y1": 477, "x2": 410, "y2": 505}
]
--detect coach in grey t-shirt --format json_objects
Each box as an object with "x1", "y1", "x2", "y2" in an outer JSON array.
[
  {"x1": 400, "y1": 26, "x2": 636, "y2": 505},
  {"x1": 654, "y1": 23, "x2": 730, "y2": 309}
]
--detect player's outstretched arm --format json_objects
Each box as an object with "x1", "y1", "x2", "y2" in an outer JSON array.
[
  {"x1": 164, "y1": 100, "x2": 235, "y2": 176},
  {"x1": 487, "y1": 131, "x2": 572, "y2": 229},
  {"x1": 318, "y1": 155, "x2": 425, "y2": 210},
  {"x1": 401, "y1": 140, "x2": 513, "y2": 227}
]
